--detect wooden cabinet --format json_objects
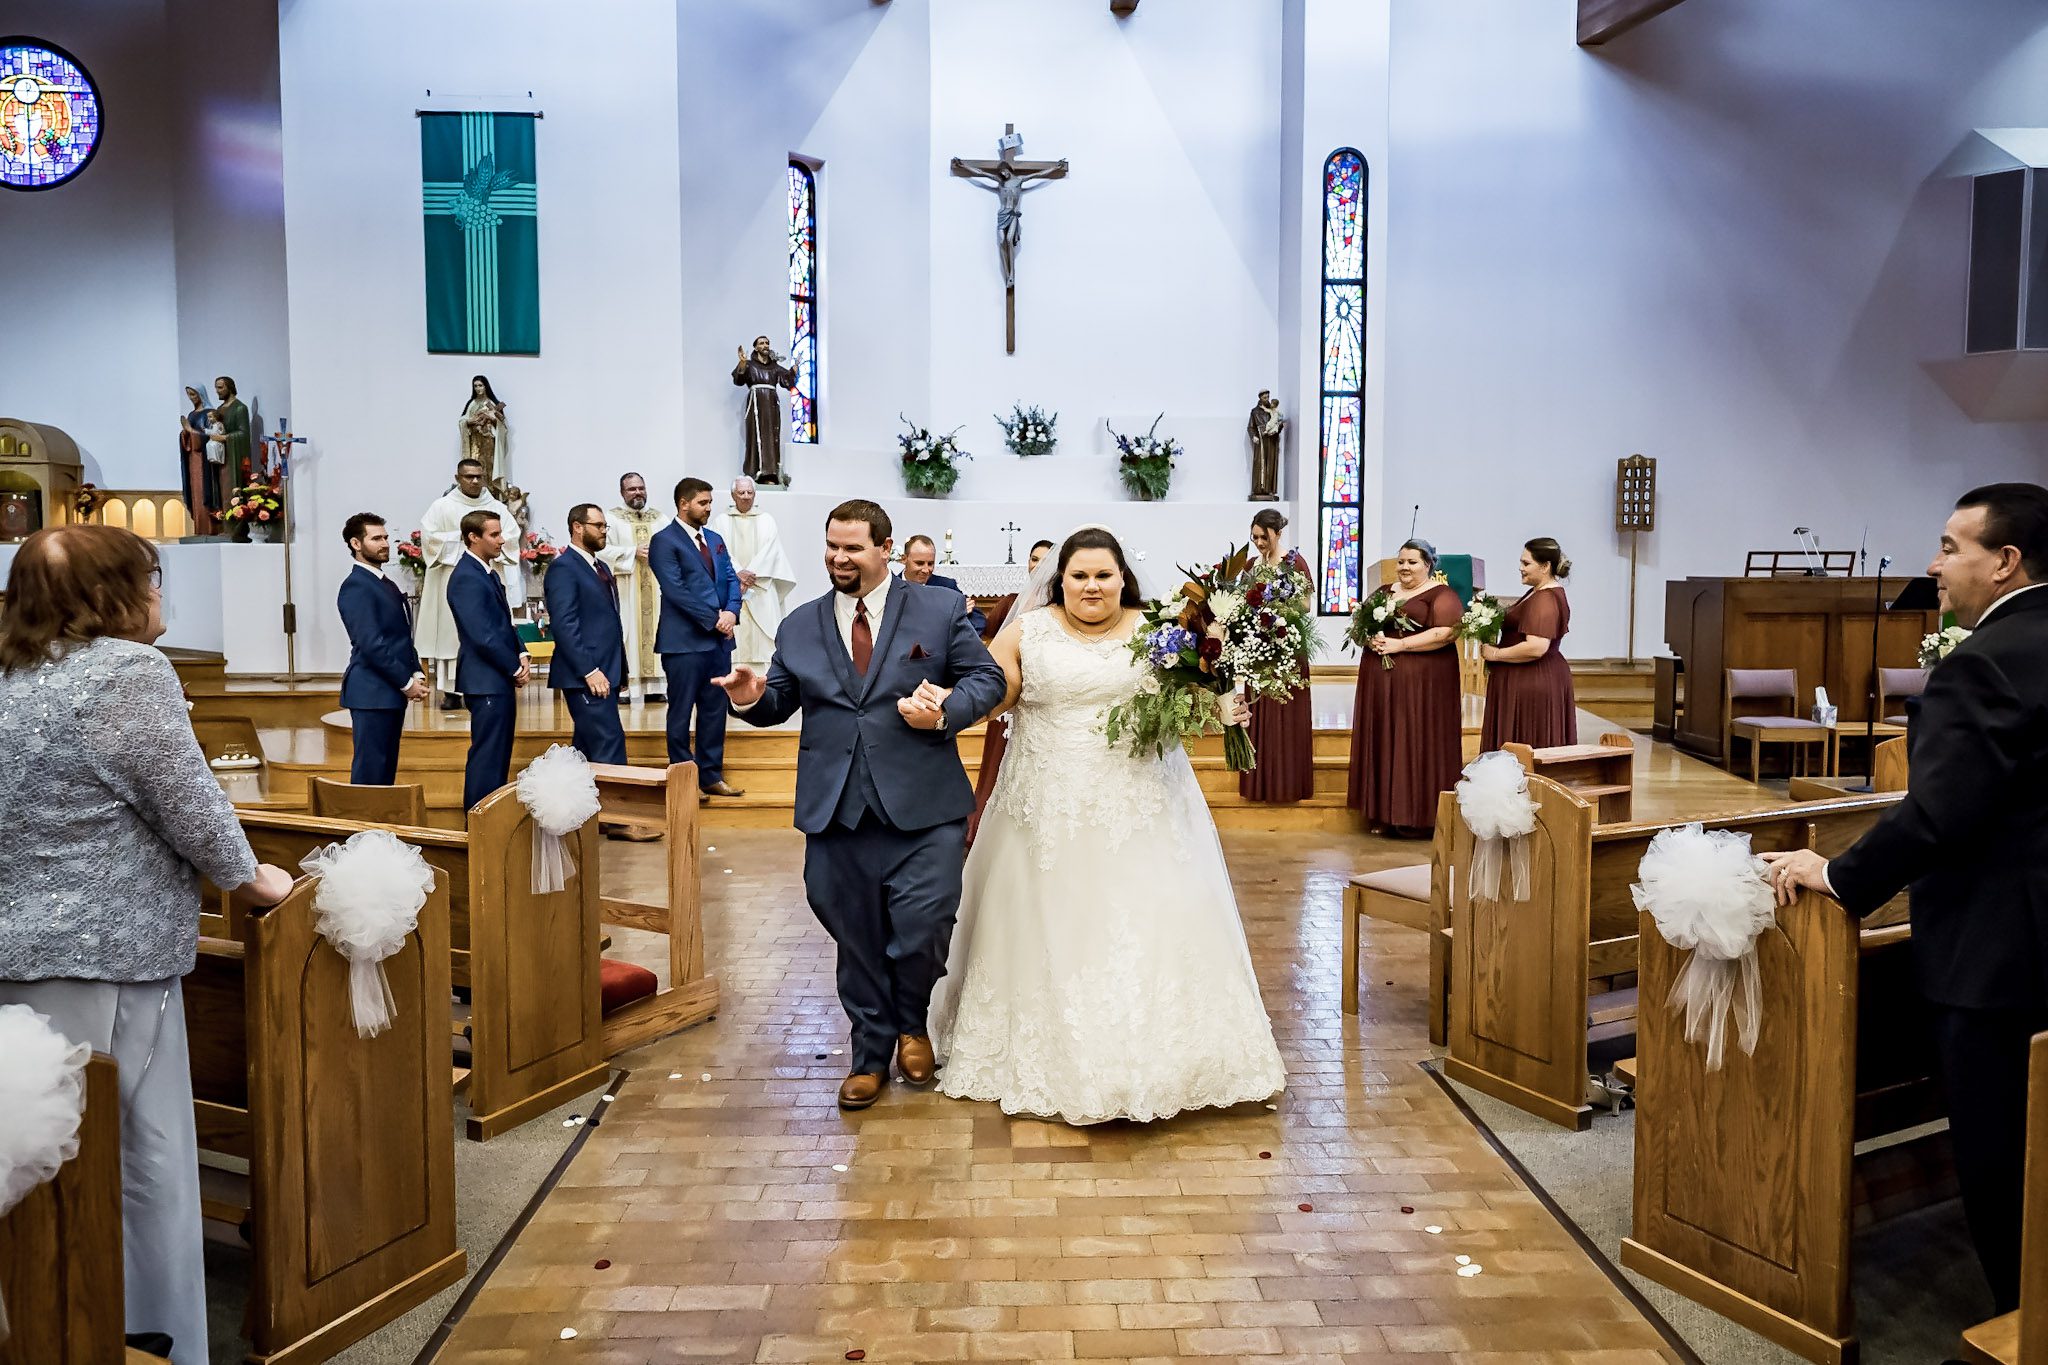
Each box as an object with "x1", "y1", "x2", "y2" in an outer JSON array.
[{"x1": 1662, "y1": 577, "x2": 1935, "y2": 763}]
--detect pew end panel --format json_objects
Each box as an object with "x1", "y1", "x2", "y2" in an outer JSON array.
[
  {"x1": 1959, "y1": 1031, "x2": 2048, "y2": 1365},
  {"x1": 590, "y1": 761, "x2": 721, "y2": 1054},
  {"x1": 1446, "y1": 774, "x2": 1599, "y2": 1131},
  {"x1": 463, "y1": 787, "x2": 609, "y2": 1142},
  {"x1": 0, "y1": 1054, "x2": 123, "y2": 1365}
]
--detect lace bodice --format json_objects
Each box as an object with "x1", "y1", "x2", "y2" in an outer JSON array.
[{"x1": 985, "y1": 610, "x2": 1207, "y2": 868}]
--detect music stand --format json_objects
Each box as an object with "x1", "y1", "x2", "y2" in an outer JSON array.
[{"x1": 1846, "y1": 575, "x2": 1940, "y2": 792}]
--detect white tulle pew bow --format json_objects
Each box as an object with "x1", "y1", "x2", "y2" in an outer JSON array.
[
  {"x1": 0, "y1": 1005, "x2": 92, "y2": 1340},
  {"x1": 300, "y1": 829, "x2": 435, "y2": 1037},
  {"x1": 517, "y1": 744, "x2": 602, "y2": 894},
  {"x1": 1631, "y1": 823, "x2": 1778, "y2": 1070},
  {"x1": 1456, "y1": 752, "x2": 1539, "y2": 903}
]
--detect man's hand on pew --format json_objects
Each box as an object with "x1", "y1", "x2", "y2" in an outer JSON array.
[
  {"x1": 233, "y1": 863, "x2": 296, "y2": 908},
  {"x1": 1759, "y1": 849, "x2": 1834, "y2": 907}
]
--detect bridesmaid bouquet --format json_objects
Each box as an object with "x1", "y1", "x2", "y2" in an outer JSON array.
[
  {"x1": 1106, "y1": 545, "x2": 1321, "y2": 771},
  {"x1": 1457, "y1": 593, "x2": 1508, "y2": 645},
  {"x1": 1346, "y1": 587, "x2": 1415, "y2": 670}
]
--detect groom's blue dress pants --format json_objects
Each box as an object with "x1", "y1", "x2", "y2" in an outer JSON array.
[{"x1": 803, "y1": 748, "x2": 967, "y2": 1076}]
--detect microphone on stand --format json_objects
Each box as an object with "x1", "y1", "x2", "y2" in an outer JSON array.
[
  {"x1": 1858, "y1": 526, "x2": 1869, "y2": 576},
  {"x1": 1409, "y1": 504, "x2": 1420, "y2": 539},
  {"x1": 1852, "y1": 553, "x2": 1895, "y2": 793}
]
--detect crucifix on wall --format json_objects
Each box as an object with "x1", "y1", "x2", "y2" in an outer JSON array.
[{"x1": 950, "y1": 123, "x2": 1069, "y2": 353}]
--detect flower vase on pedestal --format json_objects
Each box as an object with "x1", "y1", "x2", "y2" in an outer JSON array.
[{"x1": 247, "y1": 520, "x2": 274, "y2": 544}]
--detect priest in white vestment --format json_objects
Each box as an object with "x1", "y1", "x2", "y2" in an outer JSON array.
[
  {"x1": 599, "y1": 471, "x2": 672, "y2": 705},
  {"x1": 414, "y1": 459, "x2": 522, "y2": 705},
  {"x1": 711, "y1": 475, "x2": 796, "y2": 674}
]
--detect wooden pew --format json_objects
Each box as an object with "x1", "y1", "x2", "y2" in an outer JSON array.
[
  {"x1": 589, "y1": 762, "x2": 720, "y2": 1054},
  {"x1": 308, "y1": 776, "x2": 426, "y2": 825},
  {"x1": 186, "y1": 873, "x2": 466, "y2": 1362},
  {"x1": 1960, "y1": 1033, "x2": 2048, "y2": 1365},
  {"x1": 0, "y1": 1054, "x2": 128, "y2": 1365},
  {"x1": 1503, "y1": 736, "x2": 1634, "y2": 823},
  {"x1": 1620, "y1": 868, "x2": 1933, "y2": 1365},
  {"x1": 221, "y1": 784, "x2": 607, "y2": 1141},
  {"x1": 1445, "y1": 776, "x2": 1904, "y2": 1129}
]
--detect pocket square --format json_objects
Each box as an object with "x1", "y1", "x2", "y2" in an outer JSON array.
[{"x1": 907, "y1": 643, "x2": 932, "y2": 660}]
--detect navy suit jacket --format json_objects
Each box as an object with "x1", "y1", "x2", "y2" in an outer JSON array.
[
  {"x1": 338, "y1": 563, "x2": 419, "y2": 710},
  {"x1": 448, "y1": 553, "x2": 525, "y2": 696},
  {"x1": 545, "y1": 549, "x2": 627, "y2": 692},
  {"x1": 650, "y1": 520, "x2": 742, "y2": 656},
  {"x1": 925, "y1": 573, "x2": 988, "y2": 637},
  {"x1": 734, "y1": 577, "x2": 1007, "y2": 834}
]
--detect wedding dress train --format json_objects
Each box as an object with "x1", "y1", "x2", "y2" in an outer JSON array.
[{"x1": 929, "y1": 609, "x2": 1286, "y2": 1124}]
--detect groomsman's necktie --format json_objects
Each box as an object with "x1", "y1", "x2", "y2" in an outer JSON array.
[
  {"x1": 694, "y1": 530, "x2": 714, "y2": 574},
  {"x1": 595, "y1": 559, "x2": 617, "y2": 610},
  {"x1": 852, "y1": 601, "x2": 873, "y2": 677}
]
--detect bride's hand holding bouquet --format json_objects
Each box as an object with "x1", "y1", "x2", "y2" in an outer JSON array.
[{"x1": 1105, "y1": 544, "x2": 1320, "y2": 772}]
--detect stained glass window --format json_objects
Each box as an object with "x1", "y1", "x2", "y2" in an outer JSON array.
[
  {"x1": 0, "y1": 40, "x2": 102, "y2": 191},
  {"x1": 787, "y1": 159, "x2": 819, "y2": 444},
  {"x1": 1318, "y1": 149, "x2": 1368, "y2": 614}
]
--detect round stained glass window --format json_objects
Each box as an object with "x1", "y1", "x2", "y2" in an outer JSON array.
[{"x1": 0, "y1": 39, "x2": 102, "y2": 191}]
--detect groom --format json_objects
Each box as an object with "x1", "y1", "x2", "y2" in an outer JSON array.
[{"x1": 714, "y1": 499, "x2": 1007, "y2": 1109}]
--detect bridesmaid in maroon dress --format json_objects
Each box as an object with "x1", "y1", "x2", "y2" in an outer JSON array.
[
  {"x1": 967, "y1": 539, "x2": 1053, "y2": 847},
  {"x1": 1240, "y1": 509, "x2": 1315, "y2": 803},
  {"x1": 1480, "y1": 537, "x2": 1578, "y2": 750},
  {"x1": 1347, "y1": 539, "x2": 1464, "y2": 836}
]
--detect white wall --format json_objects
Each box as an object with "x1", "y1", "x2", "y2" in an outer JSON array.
[
  {"x1": 278, "y1": 0, "x2": 686, "y2": 672},
  {"x1": 1383, "y1": 0, "x2": 2048, "y2": 659}
]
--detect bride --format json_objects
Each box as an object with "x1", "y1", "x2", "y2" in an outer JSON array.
[{"x1": 923, "y1": 526, "x2": 1286, "y2": 1124}]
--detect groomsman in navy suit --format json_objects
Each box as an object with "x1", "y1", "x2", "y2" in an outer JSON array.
[
  {"x1": 337, "y1": 513, "x2": 427, "y2": 784},
  {"x1": 545, "y1": 503, "x2": 628, "y2": 763},
  {"x1": 448, "y1": 508, "x2": 530, "y2": 810},
  {"x1": 650, "y1": 477, "x2": 746, "y2": 796}
]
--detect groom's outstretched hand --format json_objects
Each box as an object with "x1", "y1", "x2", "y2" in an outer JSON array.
[{"x1": 712, "y1": 665, "x2": 766, "y2": 708}]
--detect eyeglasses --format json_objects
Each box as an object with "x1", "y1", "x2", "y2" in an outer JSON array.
[{"x1": 148, "y1": 566, "x2": 164, "y2": 590}]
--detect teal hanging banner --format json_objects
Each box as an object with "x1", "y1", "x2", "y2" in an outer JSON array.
[{"x1": 420, "y1": 112, "x2": 539, "y2": 355}]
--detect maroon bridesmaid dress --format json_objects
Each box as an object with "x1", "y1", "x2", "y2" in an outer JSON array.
[
  {"x1": 1479, "y1": 587, "x2": 1577, "y2": 751},
  {"x1": 1347, "y1": 583, "x2": 1464, "y2": 832},
  {"x1": 1240, "y1": 551, "x2": 1316, "y2": 803}
]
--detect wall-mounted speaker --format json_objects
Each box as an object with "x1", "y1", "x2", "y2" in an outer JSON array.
[{"x1": 1966, "y1": 168, "x2": 2048, "y2": 353}]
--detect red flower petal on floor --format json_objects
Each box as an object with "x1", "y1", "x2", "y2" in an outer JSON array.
[
  {"x1": 1259, "y1": 1151, "x2": 1272, "y2": 1159},
  {"x1": 1298, "y1": 1203, "x2": 1314, "y2": 1212},
  {"x1": 593, "y1": 1259, "x2": 611, "y2": 1269},
  {"x1": 1400, "y1": 1206, "x2": 1415, "y2": 1215},
  {"x1": 846, "y1": 1352, "x2": 866, "y2": 1362}
]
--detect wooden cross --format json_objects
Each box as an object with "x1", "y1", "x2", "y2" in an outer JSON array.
[{"x1": 951, "y1": 123, "x2": 1069, "y2": 354}]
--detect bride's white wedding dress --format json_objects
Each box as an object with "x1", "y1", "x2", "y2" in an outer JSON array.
[{"x1": 929, "y1": 608, "x2": 1287, "y2": 1124}]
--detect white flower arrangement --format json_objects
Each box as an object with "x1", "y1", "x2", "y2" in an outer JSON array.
[
  {"x1": 1919, "y1": 624, "x2": 1970, "y2": 668},
  {"x1": 996, "y1": 403, "x2": 1059, "y2": 457},
  {"x1": 1109, "y1": 415, "x2": 1181, "y2": 501},
  {"x1": 898, "y1": 414, "x2": 972, "y2": 496}
]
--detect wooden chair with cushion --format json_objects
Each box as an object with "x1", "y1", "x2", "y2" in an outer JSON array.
[
  {"x1": 1959, "y1": 1030, "x2": 2048, "y2": 1365},
  {"x1": 1341, "y1": 809, "x2": 1452, "y2": 1022},
  {"x1": 309, "y1": 776, "x2": 426, "y2": 825},
  {"x1": 1722, "y1": 667, "x2": 1827, "y2": 783},
  {"x1": 1878, "y1": 666, "x2": 1928, "y2": 727}
]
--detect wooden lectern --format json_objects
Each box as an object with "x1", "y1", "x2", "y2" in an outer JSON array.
[{"x1": 1663, "y1": 576, "x2": 1936, "y2": 762}]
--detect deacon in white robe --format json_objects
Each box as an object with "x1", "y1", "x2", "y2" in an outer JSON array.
[
  {"x1": 711, "y1": 475, "x2": 796, "y2": 674},
  {"x1": 414, "y1": 463, "x2": 521, "y2": 699},
  {"x1": 599, "y1": 471, "x2": 672, "y2": 704}
]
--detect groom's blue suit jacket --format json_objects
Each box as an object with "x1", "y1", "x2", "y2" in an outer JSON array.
[{"x1": 735, "y1": 576, "x2": 1007, "y2": 835}]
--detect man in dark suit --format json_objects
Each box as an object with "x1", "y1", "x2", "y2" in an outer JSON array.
[
  {"x1": 650, "y1": 477, "x2": 745, "y2": 797},
  {"x1": 336, "y1": 513, "x2": 427, "y2": 785},
  {"x1": 899, "y1": 534, "x2": 988, "y2": 636},
  {"x1": 715, "y1": 499, "x2": 1007, "y2": 1109},
  {"x1": 1765, "y1": 482, "x2": 2048, "y2": 1312},
  {"x1": 447, "y1": 508, "x2": 529, "y2": 810},
  {"x1": 545, "y1": 503, "x2": 628, "y2": 764}
]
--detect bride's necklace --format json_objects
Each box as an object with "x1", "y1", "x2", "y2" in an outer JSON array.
[{"x1": 1063, "y1": 607, "x2": 1123, "y2": 638}]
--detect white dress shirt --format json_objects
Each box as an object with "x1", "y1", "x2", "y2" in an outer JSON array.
[{"x1": 834, "y1": 576, "x2": 893, "y2": 660}]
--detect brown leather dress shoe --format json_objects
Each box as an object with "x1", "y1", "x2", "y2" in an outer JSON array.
[
  {"x1": 838, "y1": 1072, "x2": 886, "y2": 1110},
  {"x1": 702, "y1": 781, "x2": 747, "y2": 798},
  {"x1": 897, "y1": 1034, "x2": 936, "y2": 1085}
]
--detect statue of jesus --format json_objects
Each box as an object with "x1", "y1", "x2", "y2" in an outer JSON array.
[{"x1": 951, "y1": 152, "x2": 1069, "y2": 288}]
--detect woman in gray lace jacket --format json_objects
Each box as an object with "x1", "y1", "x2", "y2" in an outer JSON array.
[{"x1": 0, "y1": 525, "x2": 290, "y2": 1365}]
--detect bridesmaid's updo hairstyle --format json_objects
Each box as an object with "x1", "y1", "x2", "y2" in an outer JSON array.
[
  {"x1": 1525, "y1": 537, "x2": 1572, "y2": 579},
  {"x1": 1251, "y1": 508, "x2": 1289, "y2": 536},
  {"x1": 1052, "y1": 527, "x2": 1145, "y2": 609},
  {"x1": 1400, "y1": 537, "x2": 1438, "y2": 570}
]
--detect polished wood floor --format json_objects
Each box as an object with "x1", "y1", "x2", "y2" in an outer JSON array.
[{"x1": 419, "y1": 740, "x2": 1774, "y2": 1362}]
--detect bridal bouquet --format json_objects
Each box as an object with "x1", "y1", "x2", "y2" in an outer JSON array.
[
  {"x1": 996, "y1": 403, "x2": 1058, "y2": 457},
  {"x1": 1105, "y1": 545, "x2": 1321, "y2": 771},
  {"x1": 1457, "y1": 593, "x2": 1507, "y2": 645},
  {"x1": 1919, "y1": 624, "x2": 1970, "y2": 668},
  {"x1": 1346, "y1": 587, "x2": 1415, "y2": 669}
]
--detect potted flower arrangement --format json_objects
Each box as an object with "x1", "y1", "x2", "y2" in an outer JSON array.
[
  {"x1": 520, "y1": 528, "x2": 561, "y2": 574},
  {"x1": 394, "y1": 530, "x2": 428, "y2": 583},
  {"x1": 996, "y1": 403, "x2": 1058, "y2": 457},
  {"x1": 898, "y1": 415, "x2": 971, "y2": 497},
  {"x1": 225, "y1": 483, "x2": 283, "y2": 542},
  {"x1": 1108, "y1": 415, "x2": 1180, "y2": 501}
]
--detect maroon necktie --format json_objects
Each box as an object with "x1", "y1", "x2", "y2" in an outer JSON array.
[
  {"x1": 851, "y1": 601, "x2": 873, "y2": 677},
  {"x1": 695, "y1": 531, "x2": 714, "y2": 573},
  {"x1": 595, "y1": 558, "x2": 617, "y2": 609}
]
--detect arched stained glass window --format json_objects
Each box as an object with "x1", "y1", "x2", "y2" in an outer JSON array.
[
  {"x1": 1318, "y1": 149, "x2": 1367, "y2": 614},
  {"x1": 0, "y1": 39, "x2": 103, "y2": 190},
  {"x1": 787, "y1": 159, "x2": 819, "y2": 444}
]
